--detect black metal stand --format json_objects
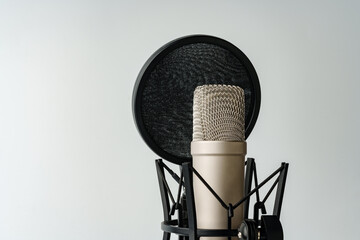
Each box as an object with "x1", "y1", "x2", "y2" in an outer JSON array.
[{"x1": 156, "y1": 158, "x2": 289, "y2": 240}]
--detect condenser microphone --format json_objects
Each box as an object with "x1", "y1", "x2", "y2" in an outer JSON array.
[{"x1": 191, "y1": 84, "x2": 246, "y2": 240}]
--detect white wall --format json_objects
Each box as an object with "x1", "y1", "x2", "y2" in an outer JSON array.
[{"x1": 1, "y1": 1, "x2": 359, "y2": 239}]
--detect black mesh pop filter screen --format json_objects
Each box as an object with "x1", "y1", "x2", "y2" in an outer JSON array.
[{"x1": 133, "y1": 35, "x2": 261, "y2": 165}]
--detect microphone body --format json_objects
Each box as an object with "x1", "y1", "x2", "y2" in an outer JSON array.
[
  {"x1": 191, "y1": 85, "x2": 246, "y2": 240},
  {"x1": 192, "y1": 141, "x2": 246, "y2": 239}
]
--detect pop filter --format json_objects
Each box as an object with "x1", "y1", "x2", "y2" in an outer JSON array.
[{"x1": 132, "y1": 35, "x2": 261, "y2": 165}]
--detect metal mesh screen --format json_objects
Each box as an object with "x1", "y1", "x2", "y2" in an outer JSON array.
[{"x1": 193, "y1": 85, "x2": 245, "y2": 142}]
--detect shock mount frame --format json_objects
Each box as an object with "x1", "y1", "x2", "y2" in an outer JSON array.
[{"x1": 156, "y1": 158, "x2": 289, "y2": 240}]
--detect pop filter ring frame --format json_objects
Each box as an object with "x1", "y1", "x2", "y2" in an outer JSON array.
[{"x1": 132, "y1": 35, "x2": 261, "y2": 165}]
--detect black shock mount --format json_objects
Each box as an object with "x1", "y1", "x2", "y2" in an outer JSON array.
[{"x1": 156, "y1": 158, "x2": 289, "y2": 240}]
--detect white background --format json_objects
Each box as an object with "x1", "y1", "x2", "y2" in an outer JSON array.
[{"x1": 1, "y1": 1, "x2": 359, "y2": 239}]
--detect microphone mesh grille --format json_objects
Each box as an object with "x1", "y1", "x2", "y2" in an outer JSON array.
[{"x1": 193, "y1": 85, "x2": 245, "y2": 142}]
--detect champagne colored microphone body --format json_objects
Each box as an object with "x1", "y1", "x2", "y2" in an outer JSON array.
[{"x1": 191, "y1": 85, "x2": 246, "y2": 240}]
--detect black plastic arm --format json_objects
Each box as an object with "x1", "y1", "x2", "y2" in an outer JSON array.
[
  {"x1": 155, "y1": 159, "x2": 172, "y2": 240},
  {"x1": 273, "y1": 163, "x2": 289, "y2": 218}
]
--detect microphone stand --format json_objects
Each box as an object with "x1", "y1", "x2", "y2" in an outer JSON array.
[{"x1": 156, "y1": 158, "x2": 289, "y2": 240}]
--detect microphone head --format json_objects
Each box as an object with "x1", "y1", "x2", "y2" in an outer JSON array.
[{"x1": 193, "y1": 84, "x2": 245, "y2": 142}]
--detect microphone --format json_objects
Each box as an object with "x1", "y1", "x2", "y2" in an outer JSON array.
[{"x1": 191, "y1": 84, "x2": 246, "y2": 240}]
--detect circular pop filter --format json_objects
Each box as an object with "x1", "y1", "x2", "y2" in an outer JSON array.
[{"x1": 133, "y1": 35, "x2": 261, "y2": 165}]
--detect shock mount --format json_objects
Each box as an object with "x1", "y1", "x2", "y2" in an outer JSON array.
[{"x1": 156, "y1": 158, "x2": 289, "y2": 240}]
